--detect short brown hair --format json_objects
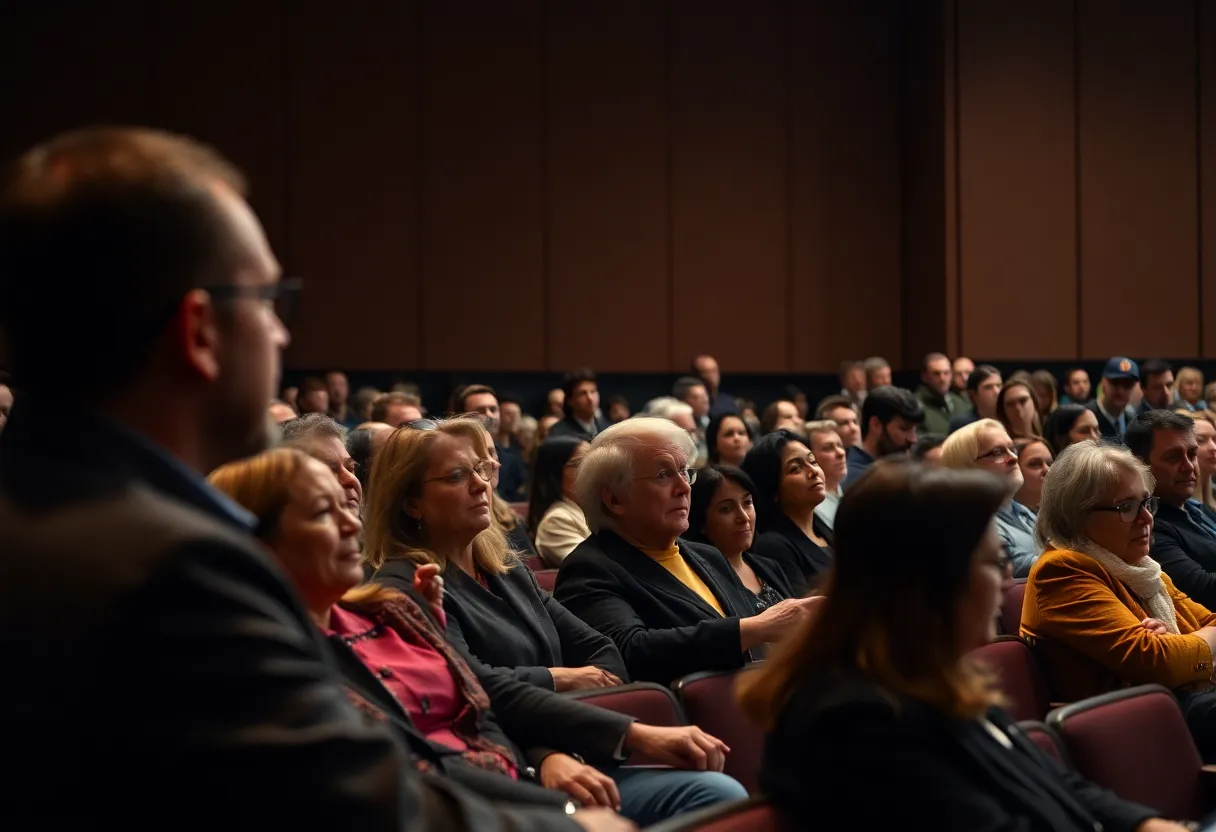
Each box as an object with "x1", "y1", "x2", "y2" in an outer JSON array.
[
  {"x1": 738, "y1": 461, "x2": 1008, "y2": 727},
  {"x1": 370, "y1": 391, "x2": 421, "y2": 424},
  {"x1": 453, "y1": 383, "x2": 496, "y2": 415},
  {"x1": 0, "y1": 126, "x2": 247, "y2": 395}
]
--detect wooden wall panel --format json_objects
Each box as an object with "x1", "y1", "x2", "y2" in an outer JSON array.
[
  {"x1": 668, "y1": 0, "x2": 790, "y2": 373},
  {"x1": 154, "y1": 2, "x2": 288, "y2": 275},
  {"x1": 285, "y1": 2, "x2": 421, "y2": 371},
  {"x1": 1077, "y1": 0, "x2": 1199, "y2": 359},
  {"x1": 1202, "y1": 1, "x2": 1216, "y2": 358},
  {"x1": 957, "y1": 0, "x2": 1077, "y2": 360},
  {"x1": 419, "y1": 1, "x2": 546, "y2": 371},
  {"x1": 545, "y1": 3, "x2": 669, "y2": 372},
  {"x1": 0, "y1": 1, "x2": 154, "y2": 164},
  {"x1": 788, "y1": 2, "x2": 901, "y2": 372}
]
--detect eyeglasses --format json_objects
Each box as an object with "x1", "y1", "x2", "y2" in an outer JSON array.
[
  {"x1": 1090, "y1": 495, "x2": 1159, "y2": 523},
  {"x1": 424, "y1": 459, "x2": 500, "y2": 487},
  {"x1": 405, "y1": 418, "x2": 438, "y2": 431},
  {"x1": 203, "y1": 278, "x2": 303, "y2": 328},
  {"x1": 634, "y1": 467, "x2": 697, "y2": 485},
  {"x1": 976, "y1": 445, "x2": 1019, "y2": 463}
]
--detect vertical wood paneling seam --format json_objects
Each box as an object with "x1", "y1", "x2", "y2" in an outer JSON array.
[
  {"x1": 783, "y1": 0, "x2": 795, "y2": 372},
  {"x1": 1072, "y1": 0, "x2": 1083, "y2": 359},
  {"x1": 663, "y1": 0, "x2": 675, "y2": 371},
  {"x1": 415, "y1": 1, "x2": 427, "y2": 371},
  {"x1": 950, "y1": 0, "x2": 963, "y2": 357},
  {"x1": 279, "y1": 0, "x2": 293, "y2": 344},
  {"x1": 1196, "y1": 0, "x2": 1205, "y2": 357},
  {"x1": 539, "y1": 0, "x2": 552, "y2": 370}
]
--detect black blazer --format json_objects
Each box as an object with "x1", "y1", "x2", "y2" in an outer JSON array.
[
  {"x1": 547, "y1": 414, "x2": 610, "y2": 441},
  {"x1": 1088, "y1": 400, "x2": 1132, "y2": 440},
  {"x1": 1152, "y1": 501, "x2": 1216, "y2": 610},
  {"x1": 0, "y1": 398, "x2": 578, "y2": 832},
  {"x1": 553, "y1": 530, "x2": 758, "y2": 685},
  {"x1": 762, "y1": 673, "x2": 1159, "y2": 831},
  {"x1": 376, "y1": 558, "x2": 627, "y2": 690},
  {"x1": 740, "y1": 551, "x2": 796, "y2": 610},
  {"x1": 750, "y1": 511, "x2": 833, "y2": 596}
]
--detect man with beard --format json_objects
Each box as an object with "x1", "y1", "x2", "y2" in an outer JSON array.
[{"x1": 842, "y1": 386, "x2": 924, "y2": 488}]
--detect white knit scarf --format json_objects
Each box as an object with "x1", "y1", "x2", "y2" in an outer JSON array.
[{"x1": 1072, "y1": 541, "x2": 1179, "y2": 633}]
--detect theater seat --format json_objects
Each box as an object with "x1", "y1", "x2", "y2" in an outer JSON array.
[
  {"x1": 1001, "y1": 578, "x2": 1027, "y2": 635},
  {"x1": 673, "y1": 668, "x2": 763, "y2": 794},
  {"x1": 565, "y1": 683, "x2": 686, "y2": 765},
  {"x1": 533, "y1": 569, "x2": 558, "y2": 592},
  {"x1": 643, "y1": 796, "x2": 777, "y2": 832},
  {"x1": 521, "y1": 555, "x2": 544, "y2": 572},
  {"x1": 1014, "y1": 720, "x2": 1069, "y2": 767},
  {"x1": 1048, "y1": 684, "x2": 1209, "y2": 821},
  {"x1": 971, "y1": 636, "x2": 1050, "y2": 721}
]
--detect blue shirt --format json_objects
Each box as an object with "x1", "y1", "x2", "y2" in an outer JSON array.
[{"x1": 995, "y1": 501, "x2": 1041, "y2": 578}]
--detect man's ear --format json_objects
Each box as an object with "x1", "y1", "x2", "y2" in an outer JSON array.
[
  {"x1": 176, "y1": 289, "x2": 222, "y2": 382},
  {"x1": 601, "y1": 484, "x2": 625, "y2": 518}
]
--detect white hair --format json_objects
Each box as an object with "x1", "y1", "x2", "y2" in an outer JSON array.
[
  {"x1": 1036, "y1": 441, "x2": 1154, "y2": 550},
  {"x1": 643, "y1": 396, "x2": 694, "y2": 422},
  {"x1": 575, "y1": 416, "x2": 697, "y2": 533}
]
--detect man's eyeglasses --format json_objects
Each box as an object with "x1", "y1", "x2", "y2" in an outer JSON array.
[
  {"x1": 203, "y1": 277, "x2": 303, "y2": 328},
  {"x1": 1090, "y1": 495, "x2": 1159, "y2": 523},
  {"x1": 634, "y1": 467, "x2": 697, "y2": 485},
  {"x1": 976, "y1": 445, "x2": 1019, "y2": 463}
]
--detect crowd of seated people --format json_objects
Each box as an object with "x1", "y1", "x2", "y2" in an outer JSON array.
[{"x1": 10, "y1": 126, "x2": 1216, "y2": 831}]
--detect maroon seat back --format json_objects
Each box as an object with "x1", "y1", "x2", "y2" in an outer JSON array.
[
  {"x1": 1001, "y1": 579, "x2": 1027, "y2": 635},
  {"x1": 644, "y1": 797, "x2": 776, "y2": 832},
  {"x1": 565, "y1": 683, "x2": 686, "y2": 765},
  {"x1": 1015, "y1": 720, "x2": 1068, "y2": 767},
  {"x1": 674, "y1": 669, "x2": 763, "y2": 794},
  {"x1": 971, "y1": 637, "x2": 1050, "y2": 721},
  {"x1": 533, "y1": 569, "x2": 558, "y2": 592},
  {"x1": 1048, "y1": 685, "x2": 1207, "y2": 820}
]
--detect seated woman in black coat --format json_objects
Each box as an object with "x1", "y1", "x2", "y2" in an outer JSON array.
[
  {"x1": 738, "y1": 460, "x2": 1188, "y2": 832},
  {"x1": 740, "y1": 429, "x2": 833, "y2": 595},
  {"x1": 554, "y1": 417, "x2": 820, "y2": 686},
  {"x1": 686, "y1": 465, "x2": 794, "y2": 612},
  {"x1": 364, "y1": 417, "x2": 626, "y2": 694}
]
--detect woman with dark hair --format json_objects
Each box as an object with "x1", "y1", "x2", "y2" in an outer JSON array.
[
  {"x1": 1042, "y1": 403, "x2": 1102, "y2": 457},
  {"x1": 705, "y1": 412, "x2": 754, "y2": 467},
  {"x1": 741, "y1": 429, "x2": 832, "y2": 595},
  {"x1": 997, "y1": 377, "x2": 1044, "y2": 440},
  {"x1": 688, "y1": 465, "x2": 795, "y2": 612},
  {"x1": 739, "y1": 460, "x2": 1183, "y2": 831},
  {"x1": 527, "y1": 436, "x2": 592, "y2": 567}
]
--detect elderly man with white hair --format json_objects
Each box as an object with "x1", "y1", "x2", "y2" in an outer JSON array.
[{"x1": 553, "y1": 417, "x2": 819, "y2": 686}]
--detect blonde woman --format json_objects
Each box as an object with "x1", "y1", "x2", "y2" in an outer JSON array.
[
  {"x1": 1174, "y1": 366, "x2": 1207, "y2": 411},
  {"x1": 1176, "y1": 409, "x2": 1216, "y2": 512}
]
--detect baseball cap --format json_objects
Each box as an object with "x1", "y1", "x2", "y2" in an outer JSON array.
[{"x1": 1103, "y1": 357, "x2": 1139, "y2": 381}]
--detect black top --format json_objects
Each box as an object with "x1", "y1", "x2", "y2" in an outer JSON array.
[
  {"x1": 375, "y1": 558, "x2": 627, "y2": 690},
  {"x1": 553, "y1": 530, "x2": 759, "y2": 685},
  {"x1": 0, "y1": 397, "x2": 578, "y2": 832},
  {"x1": 750, "y1": 511, "x2": 833, "y2": 596},
  {"x1": 1151, "y1": 500, "x2": 1216, "y2": 610},
  {"x1": 763, "y1": 672, "x2": 1159, "y2": 831}
]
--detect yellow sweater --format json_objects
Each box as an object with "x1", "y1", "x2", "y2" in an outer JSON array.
[{"x1": 642, "y1": 545, "x2": 724, "y2": 617}]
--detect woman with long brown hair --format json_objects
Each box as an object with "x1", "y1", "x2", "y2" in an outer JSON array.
[{"x1": 738, "y1": 460, "x2": 1180, "y2": 832}]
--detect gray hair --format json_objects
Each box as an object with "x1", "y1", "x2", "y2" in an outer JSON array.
[
  {"x1": 644, "y1": 396, "x2": 694, "y2": 422},
  {"x1": 279, "y1": 412, "x2": 348, "y2": 447},
  {"x1": 1035, "y1": 440, "x2": 1155, "y2": 550},
  {"x1": 575, "y1": 416, "x2": 697, "y2": 533}
]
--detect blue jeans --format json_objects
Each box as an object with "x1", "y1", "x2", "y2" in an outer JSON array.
[{"x1": 607, "y1": 768, "x2": 748, "y2": 826}]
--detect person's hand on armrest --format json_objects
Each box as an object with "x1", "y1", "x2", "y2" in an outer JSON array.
[
  {"x1": 540, "y1": 753, "x2": 622, "y2": 810},
  {"x1": 739, "y1": 595, "x2": 823, "y2": 650},
  {"x1": 623, "y1": 724, "x2": 728, "y2": 772},
  {"x1": 551, "y1": 666, "x2": 622, "y2": 692}
]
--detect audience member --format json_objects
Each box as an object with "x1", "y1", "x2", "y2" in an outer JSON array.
[
  {"x1": 371, "y1": 391, "x2": 424, "y2": 427},
  {"x1": 298, "y1": 375, "x2": 329, "y2": 415},
  {"x1": 1175, "y1": 366, "x2": 1207, "y2": 412},
  {"x1": 740, "y1": 460, "x2": 1179, "y2": 832},
  {"x1": 804, "y1": 420, "x2": 847, "y2": 533},
  {"x1": 997, "y1": 376, "x2": 1043, "y2": 440},
  {"x1": 1042, "y1": 403, "x2": 1102, "y2": 457},
  {"x1": 691, "y1": 354, "x2": 739, "y2": 418},
  {"x1": 759, "y1": 398, "x2": 802, "y2": 435},
  {"x1": 916, "y1": 352, "x2": 970, "y2": 435},
  {"x1": 951, "y1": 355, "x2": 974, "y2": 397},
  {"x1": 815, "y1": 395, "x2": 861, "y2": 448},
  {"x1": 279, "y1": 412, "x2": 362, "y2": 514},
  {"x1": 839, "y1": 359, "x2": 867, "y2": 407},
  {"x1": 528, "y1": 436, "x2": 593, "y2": 567},
  {"x1": 948, "y1": 364, "x2": 1001, "y2": 432},
  {"x1": 1013, "y1": 435, "x2": 1053, "y2": 513},
  {"x1": 1090, "y1": 357, "x2": 1139, "y2": 439},
  {"x1": 910, "y1": 433, "x2": 946, "y2": 466},
  {"x1": 1030, "y1": 369, "x2": 1060, "y2": 418},
  {"x1": 1138, "y1": 360, "x2": 1175, "y2": 413},
  {"x1": 705, "y1": 412, "x2": 754, "y2": 467},
  {"x1": 841, "y1": 386, "x2": 924, "y2": 488},
  {"x1": 862, "y1": 356, "x2": 891, "y2": 389},
  {"x1": 549, "y1": 368, "x2": 609, "y2": 441},
  {"x1": 1060, "y1": 367, "x2": 1093, "y2": 406}
]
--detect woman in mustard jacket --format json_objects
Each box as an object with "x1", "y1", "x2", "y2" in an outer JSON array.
[{"x1": 1022, "y1": 441, "x2": 1216, "y2": 758}]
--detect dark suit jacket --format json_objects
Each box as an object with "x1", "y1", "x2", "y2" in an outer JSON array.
[
  {"x1": 0, "y1": 399, "x2": 576, "y2": 832},
  {"x1": 553, "y1": 530, "x2": 758, "y2": 685},
  {"x1": 376, "y1": 559, "x2": 627, "y2": 690},
  {"x1": 547, "y1": 414, "x2": 610, "y2": 441},
  {"x1": 750, "y1": 512, "x2": 833, "y2": 596},
  {"x1": 1152, "y1": 501, "x2": 1216, "y2": 610},
  {"x1": 1088, "y1": 400, "x2": 1134, "y2": 440},
  {"x1": 762, "y1": 673, "x2": 1159, "y2": 831},
  {"x1": 741, "y1": 551, "x2": 796, "y2": 609}
]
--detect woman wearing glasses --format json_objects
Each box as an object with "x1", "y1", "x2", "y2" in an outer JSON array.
[
  {"x1": 942, "y1": 420, "x2": 1041, "y2": 578},
  {"x1": 740, "y1": 429, "x2": 833, "y2": 596},
  {"x1": 554, "y1": 418, "x2": 820, "y2": 686},
  {"x1": 363, "y1": 417, "x2": 627, "y2": 694},
  {"x1": 1024, "y1": 441, "x2": 1216, "y2": 758}
]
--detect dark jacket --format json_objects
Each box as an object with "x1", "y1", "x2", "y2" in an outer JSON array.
[
  {"x1": 749, "y1": 511, "x2": 833, "y2": 596},
  {"x1": 0, "y1": 398, "x2": 577, "y2": 831},
  {"x1": 375, "y1": 558, "x2": 627, "y2": 690},
  {"x1": 326, "y1": 586, "x2": 634, "y2": 807},
  {"x1": 917, "y1": 385, "x2": 971, "y2": 436},
  {"x1": 762, "y1": 673, "x2": 1159, "y2": 831},
  {"x1": 1088, "y1": 400, "x2": 1135, "y2": 440},
  {"x1": 547, "y1": 414, "x2": 610, "y2": 441},
  {"x1": 740, "y1": 551, "x2": 797, "y2": 610},
  {"x1": 1151, "y1": 500, "x2": 1216, "y2": 610},
  {"x1": 553, "y1": 530, "x2": 758, "y2": 685}
]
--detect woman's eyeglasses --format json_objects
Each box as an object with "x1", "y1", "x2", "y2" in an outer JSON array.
[
  {"x1": 1090, "y1": 495, "x2": 1159, "y2": 522},
  {"x1": 424, "y1": 460, "x2": 500, "y2": 486}
]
